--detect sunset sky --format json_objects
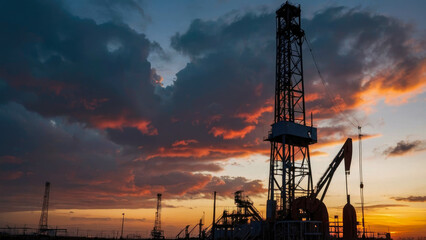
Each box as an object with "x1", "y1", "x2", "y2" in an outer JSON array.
[{"x1": 0, "y1": 0, "x2": 425, "y2": 238}]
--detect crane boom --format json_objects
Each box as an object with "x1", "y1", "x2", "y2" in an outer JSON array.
[
  {"x1": 176, "y1": 225, "x2": 190, "y2": 239},
  {"x1": 313, "y1": 138, "x2": 352, "y2": 201},
  {"x1": 188, "y1": 224, "x2": 198, "y2": 235}
]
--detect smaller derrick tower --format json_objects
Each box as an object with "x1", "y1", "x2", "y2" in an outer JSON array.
[
  {"x1": 38, "y1": 182, "x2": 50, "y2": 234},
  {"x1": 151, "y1": 193, "x2": 165, "y2": 239}
]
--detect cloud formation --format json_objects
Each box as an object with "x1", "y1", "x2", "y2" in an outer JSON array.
[
  {"x1": 391, "y1": 196, "x2": 426, "y2": 202},
  {"x1": 357, "y1": 204, "x2": 408, "y2": 210},
  {"x1": 303, "y1": 7, "x2": 426, "y2": 116},
  {"x1": 70, "y1": 216, "x2": 147, "y2": 222},
  {"x1": 383, "y1": 140, "x2": 426, "y2": 157}
]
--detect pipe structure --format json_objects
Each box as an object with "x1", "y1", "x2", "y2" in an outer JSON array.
[{"x1": 120, "y1": 213, "x2": 125, "y2": 239}]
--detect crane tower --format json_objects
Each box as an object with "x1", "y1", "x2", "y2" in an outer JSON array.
[
  {"x1": 151, "y1": 193, "x2": 164, "y2": 239},
  {"x1": 38, "y1": 182, "x2": 50, "y2": 233},
  {"x1": 265, "y1": 2, "x2": 317, "y2": 220}
]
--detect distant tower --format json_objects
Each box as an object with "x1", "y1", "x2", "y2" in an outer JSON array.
[
  {"x1": 38, "y1": 182, "x2": 50, "y2": 233},
  {"x1": 151, "y1": 194, "x2": 164, "y2": 239},
  {"x1": 265, "y1": 2, "x2": 317, "y2": 220}
]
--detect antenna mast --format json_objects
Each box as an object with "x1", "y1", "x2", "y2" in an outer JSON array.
[{"x1": 358, "y1": 126, "x2": 366, "y2": 238}]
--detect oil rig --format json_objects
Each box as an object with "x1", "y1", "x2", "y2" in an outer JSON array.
[{"x1": 210, "y1": 2, "x2": 359, "y2": 240}]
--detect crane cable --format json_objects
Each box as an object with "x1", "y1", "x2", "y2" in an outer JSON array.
[{"x1": 303, "y1": 34, "x2": 361, "y2": 128}]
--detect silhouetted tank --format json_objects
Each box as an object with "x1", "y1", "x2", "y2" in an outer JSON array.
[
  {"x1": 291, "y1": 197, "x2": 329, "y2": 238},
  {"x1": 343, "y1": 201, "x2": 357, "y2": 240}
]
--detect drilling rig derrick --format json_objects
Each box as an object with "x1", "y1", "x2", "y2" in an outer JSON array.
[
  {"x1": 151, "y1": 194, "x2": 165, "y2": 239},
  {"x1": 265, "y1": 1, "x2": 316, "y2": 221}
]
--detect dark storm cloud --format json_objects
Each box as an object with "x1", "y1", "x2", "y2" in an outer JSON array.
[
  {"x1": 0, "y1": 102, "x2": 131, "y2": 211},
  {"x1": 302, "y1": 7, "x2": 425, "y2": 118},
  {"x1": 391, "y1": 196, "x2": 426, "y2": 202},
  {"x1": 134, "y1": 171, "x2": 211, "y2": 195},
  {"x1": 0, "y1": 102, "x2": 265, "y2": 211},
  {"x1": 0, "y1": 0, "x2": 161, "y2": 131},
  {"x1": 115, "y1": 12, "x2": 278, "y2": 162},
  {"x1": 383, "y1": 140, "x2": 425, "y2": 157},
  {"x1": 64, "y1": 0, "x2": 151, "y2": 31},
  {"x1": 87, "y1": 0, "x2": 149, "y2": 23},
  {"x1": 169, "y1": 13, "x2": 275, "y2": 119},
  {"x1": 171, "y1": 13, "x2": 274, "y2": 59},
  {"x1": 201, "y1": 176, "x2": 266, "y2": 198},
  {"x1": 0, "y1": 103, "x2": 263, "y2": 211}
]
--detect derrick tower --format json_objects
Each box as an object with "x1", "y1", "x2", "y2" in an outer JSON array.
[
  {"x1": 151, "y1": 193, "x2": 164, "y2": 239},
  {"x1": 38, "y1": 182, "x2": 50, "y2": 233},
  {"x1": 265, "y1": 2, "x2": 317, "y2": 220}
]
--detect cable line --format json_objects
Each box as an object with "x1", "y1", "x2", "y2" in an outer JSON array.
[{"x1": 303, "y1": 34, "x2": 361, "y2": 128}]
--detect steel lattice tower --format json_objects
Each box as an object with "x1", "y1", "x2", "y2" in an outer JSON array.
[
  {"x1": 265, "y1": 2, "x2": 317, "y2": 220},
  {"x1": 155, "y1": 194, "x2": 161, "y2": 232},
  {"x1": 39, "y1": 182, "x2": 50, "y2": 233},
  {"x1": 151, "y1": 193, "x2": 164, "y2": 239}
]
